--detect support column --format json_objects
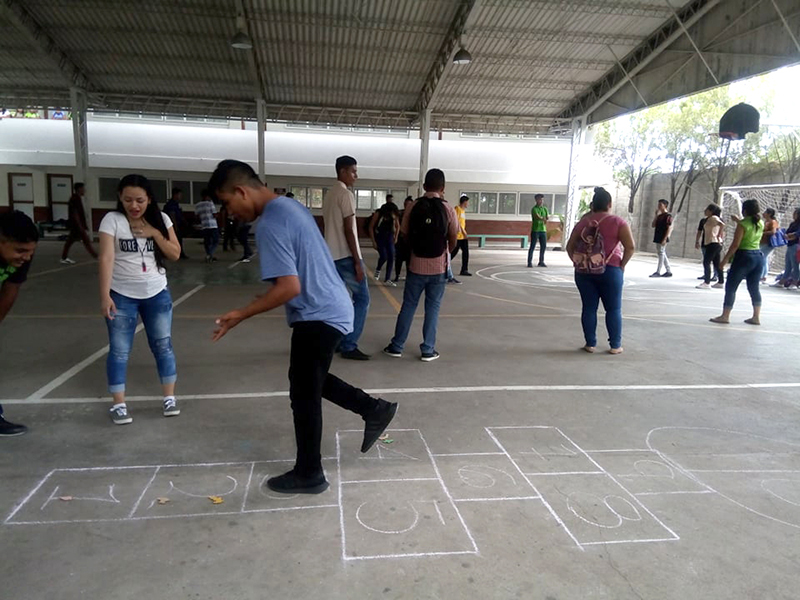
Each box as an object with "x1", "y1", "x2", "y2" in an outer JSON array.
[
  {"x1": 70, "y1": 87, "x2": 90, "y2": 230},
  {"x1": 563, "y1": 118, "x2": 583, "y2": 248},
  {"x1": 418, "y1": 108, "x2": 431, "y2": 197},
  {"x1": 257, "y1": 98, "x2": 266, "y2": 180}
]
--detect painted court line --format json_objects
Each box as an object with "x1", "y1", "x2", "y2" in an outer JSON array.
[
  {"x1": 454, "y1": 496, "x2": 542, "y2": 503},
  {"x1": 344, "y1": 550, "x2": 476, "y2": 562},
  {"x1": 24, "y1": 284, "x2": 205, "y2": 401},
  {"x1": 29, "y1": 261, "x2": 94, "y2": 279},
  {"x1": 635, "y1": 491, "x2": 715, "y2": 496},
  {"x1": 341, "y1": 478, "x2": 438, "y2": 484},
  {"x1": 376, "y1": 282, "x2": 401, "y2": 313},
  {"x1": 7, "y1": 381, "x2": 800, "y2": 405}
]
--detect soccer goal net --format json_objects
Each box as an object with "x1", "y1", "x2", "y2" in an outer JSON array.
[{"x1": 720, "y1": 183, "x2": 800, "y2": 275}]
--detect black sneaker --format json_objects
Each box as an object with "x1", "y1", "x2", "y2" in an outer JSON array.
[
  {"x1": 538, "y1": 262, "x2": 547, "y2": 267},
  {"x1": 340, "y1": 348, "x2": 371, "y2": 361},
  {"x1": 697, "y1": 275, "x2": 705, "y2": 280},
  {"x1": 266, "y1": 470, "x2": 329, "y2": 494},
  {"x1": 460, "y1": 271, "x2": 472, "y2": 276},
  {"x1": 0, "y1": 416, "x2": 28, "y2": 437},
  {"x1": 527, "y1": 264, "x2": 533, "y2": 268},
  {"x1": 421, "y1": 351, "x2": 440, "y2": 362},
  {"x1": 649, "y1": 272, "x2": 662, "y2": 278},
  {"x1": 383, "y1": 345, "x2": 402, "y2": 358},
  {"x1": 447, "y1": 277, "x2": 462, "y2": 285},
  {"x1": 361, "y1": 400, "x2": 398, "y2": 453},
  {"x1": 662, "y1": 271, "x2": 673, "y2": 278}
]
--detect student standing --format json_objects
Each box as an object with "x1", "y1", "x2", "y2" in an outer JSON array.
[
  {"x1": 696, "y1": 204, "x2": 725, "y2": 289},
  {"x1": 710, "y1": 199, "x2": 764, "y2": 325},
  {"x1": 221, "y1": 204, "x2": 238, "y2": 253},
  {"x1": 194, "y1": 190, "x2": 220, "y2": 263},
  {"x1": 0, "y1": 211, "x2": 39, "y2": 436},
  {"x1": 369, "y1": 195, "x2": 399, "y2": 286},
  {"x1": 164, "y1": 187, "x2": 189, "y2": 259},
  {"x1": 322, "y1": 155, "x2": 370, "y2": 360},
  {"x1": 650, "y1": 199, "x2": 673, "y2": 277},
  {"x1": 99, "y1": 175, "x2": 183, "y2": 425},
  {"x1": 383, "y1": 169, "x2": 457, "y2": 362},
  {"x1": 694, "y1": 215, "x2": 716, "y2": 282},
  {"x1": 527, "y1": 194, "x2": 549, "y2": 268},
  {"x1": 209, "y1": 160, "x2": 396, "y2": 494},
  {"x1": 61, "y1": 182, "x2": 98, "y2": 263},
  {"x1": 393, "y1": 196, "x2": 414, "y2": 282},
  {"x1": 759, "y1": 208, "x2": 780, "y2": 282},
  {"x1": 451, "y1": 195, "x2": 471, "y2": 276}
]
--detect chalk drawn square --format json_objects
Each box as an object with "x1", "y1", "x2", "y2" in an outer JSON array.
[
  {"x1": 341, "y1": 480, "x2": 476, "y2": 560},
  {"x1": 433, "y1": 454, "x2": 539, "y2": 501},
  {"x1": 131, "y1": 464, "x2": 252, "y2": 518},
  {"x1": 590, "y1": 452, "x2": 708, "y2": 495},
  {"x1": 488, "y1": 427, "x2": 600, "y2": 475},
  {"x1": 7, "y1": 467, "x2": 157, "y2": 524},
  {"x1": 533, "y1": 473, "x2": 678, "y2": 546},
  {"x1": 243, "y1": 459, "x2": 339, "y2": 512},
  {"x1": 338, "y1": 429, "x2": 437, "y2": 483}
]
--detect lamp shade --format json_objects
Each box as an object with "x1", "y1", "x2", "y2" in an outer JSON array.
[
  {"x1": 230, "y1": 31, "x2": 253, "y2": 50},
  {"x1": 453, "y1": 47, "x2": 472, "y2": 65}
]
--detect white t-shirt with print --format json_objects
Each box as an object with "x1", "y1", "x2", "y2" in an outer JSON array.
[{"x1": 99, "y1": 211, "x2": 173, "y2": 299}]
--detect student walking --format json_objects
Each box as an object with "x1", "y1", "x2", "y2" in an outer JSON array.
[
  {"x1": 98, "y1": 174, "x2": 183, "y2": 425},
  {"x1": 164, "y1": 187, "x2": 190, "y2": 259},
  {"x1": 0, "y1": 211, "x2": 39, "y2": 436},
  {"x1": 393, "y1": 196, "x2": 413, "y2": 282},
  {"x1": 369, "y1": 196, "x2": 399, "y2": 286},
  {"x1": 61, "y1": 182, "x2": 98, "y2": 263},
  {"x1": 323, "y1": 155, "x2": 370, "y2": 361},
  {"x1": 383, "y1": 169, "x2": 457, "y2": 362},
  {"x1": 527, "y1": 194, "x2": 549, "y2": 267},
  {"x1": 221, "y1": 204, "x2": 238, "y2": 252},
  {"x1": 194, "y1": 190, "x2": 220, "y2": 263},
  {"x1": 209, "y1": 160, "x2": 396, "y2": 494},
  {"x1": 237, "y1": 220, "x2": 253, "y2": 263},
  {"x1": 650, "y1": 199, "x2": 673, "y2": 277},
  {"x1": 566, "y1": 187, "x2": 635, "y2": 355},
  {"x1": 759, "y1": 208, "x2": 780, "y2": 282},
  {"x1": 696, "y1": 204, "x2": 725, "y2": 289},
  {"x1": 451, "y1": 195, "x2": 471, "y2": 276},
  {"x1": 695, "y1": 215, "x2": 716, "y2": 282},
  {"x1": 710, "y1": 199, "x2": 764, "y2": 325}
]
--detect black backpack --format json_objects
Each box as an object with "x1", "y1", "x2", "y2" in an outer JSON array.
[
  {"x1": 409, "y1": 196, "x2": 448, "y2": 258},
  {"x1": 375, "y1": 204, "x2": 396, "y2": 235}
]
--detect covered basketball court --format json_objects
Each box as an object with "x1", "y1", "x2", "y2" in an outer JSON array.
[{"x1": 2, "y1": 1, "x2": 800, "y2": 598}]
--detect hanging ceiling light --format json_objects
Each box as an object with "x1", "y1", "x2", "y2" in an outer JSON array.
[
  {"x1": 453, "y1": 46, "x2": 472, "y2": 65},
  {"x1": 230, "y1": 30, "x2": 253, "y2": 50}
]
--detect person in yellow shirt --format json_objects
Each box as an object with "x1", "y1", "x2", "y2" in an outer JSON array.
[{"x1": 450, "y1": 195, "x2": 471, "y2": 276}]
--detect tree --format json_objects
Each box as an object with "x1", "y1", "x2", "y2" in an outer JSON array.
[
  {"x1": 594, "y1": 112, "x2": 661, "y2": 213},
  {"x1": 651, "y1": 101, "x2": 703, "y2": 213},
  {"x1": 766, "y1": 129, "x2": 800, "y2": 183}
]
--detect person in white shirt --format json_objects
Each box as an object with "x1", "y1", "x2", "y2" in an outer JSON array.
[
  {"x1": 194, "y1": 190, "x2": 220, "y2": 263},
  {"x1": 98, "y1": 174, "x2": 182, "y2": 425},
  {"x1": 322, "y1": 155, "x2": 371, "y2": 360}
]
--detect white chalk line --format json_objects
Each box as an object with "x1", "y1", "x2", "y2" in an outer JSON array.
[
  {"x1": 127, "y1": 466, "x2": 160, "y2": 518},
  {"x1": 24, "y1": 284, "x2": 205, "y2": 401},
  {"x1": 344, "y1": 550, "x2": 477, "y2": 562},
  {"x1": 454, "y1": 496, "x2": 542, "y2": 503},
  {"x1": 8, "y1": 381, "x2": 800, "y2": 405},
  {"x1": 336, "y1": 432, "x2": 347, "y2": 563},
  {"x1": 524, "y1": 471, "x2": 606, "y2": 476},
  {"x1": 342, "y1": 478, "x2": 439, "y2": 485},
  {"x1": 431, "y1": 452, "x2": 506, "y2": 457},
  {"x1": 4, "y1": 470, "x2": 54, "y2": 524},
  {"x1": 485, "y1": 427, "x2": 585, "y2": 551},
  {"x1": 635, "y1": 491, "x2": 716, "y2": 496},
  {"x1": 580, "y1": 537, "x2": 681, "y2": 547},
  {"x1": 240, "y1": 462, "x2": 255, "y2": 513}
]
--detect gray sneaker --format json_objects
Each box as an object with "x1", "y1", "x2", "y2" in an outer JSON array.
[
  {"x1": 163, "y1": 397, "x2": 180, "y2": 417},
  {"x1": 110, "y1": 405, "x2": 132, "y2": 425}
]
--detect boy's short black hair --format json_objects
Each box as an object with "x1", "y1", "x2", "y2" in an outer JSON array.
[
  {"x1": 423, "y1": 168, "x2": 445, "y2": 192},
  {"x1": 658, "y1": 198, "x2": 669, "y2": 207},
  {"x1": 534, "y1": 193, "x2": 544, "y2": 200},
  {"x1": 171, "y1": 186, "x2": 182, "y2": 196},
  {"x1": 459, "y1": 195, "x2": 469, "y2": 204},
  {"x1": 207, "y1": 160, "x2": 263, "y2": 198},
  {"x1": 335, "y1": 155, "x2": 357, "y2": 176},
  {"x1": 74, "y1": 182, "x2": 85, "y2": 192},
  {"x1": 0, "y1": 210, "x2": 39, "y2": 243}
]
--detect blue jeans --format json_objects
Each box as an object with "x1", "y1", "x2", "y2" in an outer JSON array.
[
  {"x1": 528, "y1": 231, "x2": 547, "y2": 266},
  {"x1": 203, "y1": 228, "x2": 220, "y2": 257},
  {"x1": 334, "y1": 257, "x2": 370, "y2": 352},
  {"x1": 375, "y1": 233, "x2": 395, "y2": 282},
  {"x1": 723, "y1": 249, "x2": 762, "y2": 309},
  {"x1": 759, "y1": 243, "x2": 774, "y2": 279},
  {"x1": 106, "y1": 288, "x2": 177, "y2": 393},
  {"x1": 389, "y1": 271, "x2": 447, "y2": 355},
  {"x1": 574, "y1": 266, "x2": 623, "y2": 349},
  {"x1": 783, "y1": 244, "x2": 800, "y2": 283}
]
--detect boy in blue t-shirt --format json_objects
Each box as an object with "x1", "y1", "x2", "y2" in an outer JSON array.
[{"x1": 209, "y1": 160, "x2": 397, "y2": 495}]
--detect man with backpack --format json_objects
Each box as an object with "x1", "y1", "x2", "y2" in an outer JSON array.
[
  {"x1": 369, "y1": 195, "x2": 399, "y2": 286},
  {"x1": 383, "y1": 169, "x2": 457, "y2": 362}
]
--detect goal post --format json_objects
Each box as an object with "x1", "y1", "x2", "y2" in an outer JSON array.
[{"x1": 719, "y1": 183, "x2": 800, "y2": 275}]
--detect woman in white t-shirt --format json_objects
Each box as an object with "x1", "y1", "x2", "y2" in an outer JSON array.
[{"x1": 99, "y1": 174, "x2": 182, "y2": 425}]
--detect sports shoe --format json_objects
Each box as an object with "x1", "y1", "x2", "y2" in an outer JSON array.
[
  {"x1": 697, "y1": 275, "x2": 706, "y2": 280},
  {"x1": 266, "y1": 470, "x2": 329, "y2": 495},
  {"x1": 340, "y1": 348, "x2": 371, "y2": 361},
  {"x1": 383, "y1": 280, "x2": 397, "y2": 287},
  {"x1": 60, "y1": 258, "x2": 76, "y2": 265},
  {"x1": 163, "y1": 397, "x2": 180, "y2": 417},
  {"x1": 661, "y1": 272, "x2": 673, "y2": 278},
  {"x1": 696, "y1": 282, "x2": 710, "y2": 289},
  {"x1": 361, "y1": 400, "x2": 398, "y2": 453},
  {"x1": 447, "y1": 277, "x2": 462, "y2": 285},
  {"x1": 538, "y1": 262, "x2": 547, "y2": 267},
  {"x1": 527, "y1": 264, "x2": 533, "y2": 268},
  {"x1": 421, "y1": 351, "x2": 440, "y2": 362},
  {"x1": 0, "y1": 416, "x2": 28, "y2": 436},
  {"x1": 110, "y1": 404, "x2": 132, "y2": 425},
  {"x1": 649, "y1": 272, "x2": 661, "y2": 278},
  {"x1": 460, "y1": 271, "x2": 472, "y2": 276},
  {"x1": 240, "y1": 257, "x2": 251, "y2": 263},
  {"x1": 383, "y1": 345, "x2": 402, "y2": 358},
  {"x1": 712, "y1": 282, "x2": 724, "y2": 289},
  {"x1": 374, "y1": 270, "x2": 380, "y2": 280}
]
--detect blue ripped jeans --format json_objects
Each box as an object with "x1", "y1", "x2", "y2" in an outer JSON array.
[{"x1": 106, "y1": 288, "x2": 177, "y2": 393}]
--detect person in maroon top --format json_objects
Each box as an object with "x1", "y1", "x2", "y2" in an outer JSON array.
[{"x1": 61, "y1": 182, "x2": 98, "y2": 264}]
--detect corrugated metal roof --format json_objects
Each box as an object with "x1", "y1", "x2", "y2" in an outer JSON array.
[{"x1": 2, "y1": 0, "x2": 787, "y2": 133}]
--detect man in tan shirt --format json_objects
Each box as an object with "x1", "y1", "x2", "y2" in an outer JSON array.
[{"x1": 322, "y1": 155, "x2": 371, "y2": 360}]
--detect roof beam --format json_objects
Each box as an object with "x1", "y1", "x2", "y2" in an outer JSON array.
[
  {"x1": 480, "y1": 0, "x2": 672, "y2": 19},
  {"x1": 447, "y1": 74, "x2": 591, "y2": 92},
  {"x1": 236, "y1": 0, "x2": 265, "y2": 101},
  {"x1": 478, "y1": 28, "x2": 643, "y2": 46},
  {"x1": 1, "y1": 0, "x2": 95, "y2": 90},
  {"x1": 414, "y1": 0, "x2": 480, "y2": 113}
]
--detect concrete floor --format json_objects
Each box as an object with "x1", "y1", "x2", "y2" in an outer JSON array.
[{"x1": 2, "y1": 238, "x2": 799, "y2": 600}]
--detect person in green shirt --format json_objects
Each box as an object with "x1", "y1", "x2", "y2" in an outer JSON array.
[
  {"x1": 710, "y1": 199, "x2": 765, "y2": 326},
  {"x1": 527, "y1": 194, "x2": 549, "y2": 268}
]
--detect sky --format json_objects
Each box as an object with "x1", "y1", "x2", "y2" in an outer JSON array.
[{"x1": 750, "y1": 63, "x2": 800, "y2": 128}]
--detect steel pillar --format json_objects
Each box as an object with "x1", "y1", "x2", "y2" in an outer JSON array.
[
  {"x1": 257, "y1": 98, "x2": 266, "y2": 180},
  {"x1": 563, "y1": 118, "x2": 583, "y2": 247},
  {"x1": 418, "y1": 108, "x2": 431, "y2": 196}
]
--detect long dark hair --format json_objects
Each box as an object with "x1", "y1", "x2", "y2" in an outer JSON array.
[
  {"x1": 115, "y1": 174, "x2": 171, "y2": 270},
  {"x1": 741, "y1": 199, "x2": 761, "y2": 226},
  {"x1": 591, "y1": 187, "x2": 612, "y2": 212}
]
